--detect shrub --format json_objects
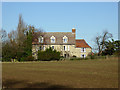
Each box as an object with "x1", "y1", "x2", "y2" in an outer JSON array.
[
  {"x1": 38, "y1": 47, "x2": 60, "y2": 61},
  {"x1": 89, "y1": 55, "x2": 95, "y2": 59},
  {"x1": 70, "y1": 57, "x2": 89, "y2": 60},
  {"x1": 24, "y1": 56, "x2": 34, "y2": 61},
  {"x1": 20, "y1": 57, "x2": 26, "y2": 61},
  {"x1": 2, "y1": 57, "x2": 11, "y2": 62},
  {"x1": 73, "y1": 55, "x2": 76, "y2": 58}
]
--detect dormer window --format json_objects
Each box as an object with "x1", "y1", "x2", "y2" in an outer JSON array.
[
  {"x1": 38, "y1": 36, "x2": 43, "y2": 43},
  {"x1": 63, "y1": 36, "x2": 68, "y2": 43},
  {"x1": 50, "y1": 36, "x2": 55, "y2": 43}
]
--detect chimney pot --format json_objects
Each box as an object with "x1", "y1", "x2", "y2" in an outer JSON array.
[
  {"x1": 72, "y1": 28, "x2": 76, "y2": 39},
  {"x1": 72, "y1": 28, "x2": 76, "y2": 33}
]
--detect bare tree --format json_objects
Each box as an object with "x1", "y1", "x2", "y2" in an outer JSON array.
[
  {"x1": 0, "y1": 29, "x2": 7, "y2": 59},
  {"x1": 8, "y1": 30, "x2": 18, "y2": 44},
  {"x1": 2, "y1": 14, "x2": 46, "y2": 61},
  {"x1": 0, "y1": 29, "x2": 7, "y2": 43},
  {"x1": 94, "y1": 30, "x2": 113, "y2": 56},
  {"x1": 0, "y1": 29, "x2": 7, "y2": 58},
  {"x1": 17, "y1": 14, "x2": 27, "y2": 46}
]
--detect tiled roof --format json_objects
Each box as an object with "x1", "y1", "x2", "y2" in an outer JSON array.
[
  {"x1": 32, "y1": 32, "x2": 75, "y2": 45},
  {"x1": 76, "y1": 39, "x2": 91, "y2": 48}
]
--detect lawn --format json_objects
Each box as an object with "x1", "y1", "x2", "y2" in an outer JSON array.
[{"x1": 2, "y1": 58, "x2": 118, "y2": 88}]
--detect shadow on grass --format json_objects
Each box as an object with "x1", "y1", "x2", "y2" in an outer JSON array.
[{"x1": 2, "y1": 79, "x2": 72, "y2": 89}]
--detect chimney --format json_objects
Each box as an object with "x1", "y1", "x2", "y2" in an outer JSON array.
[{"x1": 72, "y1": 28, "x2": 76, "y2": 39}]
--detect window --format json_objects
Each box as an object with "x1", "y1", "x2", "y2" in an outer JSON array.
[
  {"x1": 63, "y1": 39, "x2": 67, "y2": 43},
  {"x1": 33, "y1": 53, "x2": 35, "y2": 55},
  {"x1": 36, "y1": 48, "x2": 38, "y2": 51},
  {"x1": 38, "y1": 36, "x2": 43, "y2": 43},
  {"x1": 64, "y1": 46, "x2": 66, "y2": 51},
  {"x1": 81, "y1": 48, "x2": 86, "y2": 52},
  {"x1": 63, "y1": 36, "x2": 68, "y2": 43},
  {"x1": 52, "y1": 46, "x2": 54, "y2": 50},
  {"x1": 36, "y1": 45, "x2": 39, "y2": 51},
  {"x1": 50, "y1": 36, "x2": 55, "y2": 43},
  {"x1": 51, "y1": 39, "x2": 55, "y2": 43},
  {"x1": 39, "y1": 46, "x2": 42, "y2": 50},
  {"x1": 64, "y1": 54, "x2": 67, "y2": 58},
  {"x1": 81, "y1": 54, "x2": 86, "y2": 58}
]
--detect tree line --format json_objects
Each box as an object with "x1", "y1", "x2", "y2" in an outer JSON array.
[
  {"x1": 1, "y1": 15, "x2": 61, "y2": 62},
  {"x1": 1, "y1": 15, "x2": 41, "y2": 61},
  {"x1": 0, "y1": 15, "x2": 119, "y2": 62}
]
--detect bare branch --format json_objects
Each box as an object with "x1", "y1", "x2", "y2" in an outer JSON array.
[{"x1": 94, "y1": 30, "x2": 113, "y2": 55}]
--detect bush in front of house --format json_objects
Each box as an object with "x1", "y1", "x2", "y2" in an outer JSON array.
[
  {"x1": 24, "y1": 55, "x2": 34, "y2": 61},
  {"x1": 38, "y1": 47, "x2": 61, "y2": 61},
  {"x1": 70, "y1": 57, "x2": 89, "y2": 60},
  {"x1": 70, "y1": 55, "x2": 89, "y2": 60},
  {"x1": 18, "y1": 55, "x2": 34, "y2": 61}
]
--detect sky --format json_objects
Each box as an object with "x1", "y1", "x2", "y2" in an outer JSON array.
[{"x1": 2, "y1": 2, "x2": 118, "y2": 49}]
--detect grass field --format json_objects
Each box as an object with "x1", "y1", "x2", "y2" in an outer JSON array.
[{"x1": 2, "y1": 58, "x2": 118, "y2": 88}]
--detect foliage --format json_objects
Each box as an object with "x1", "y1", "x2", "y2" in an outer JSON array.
[
  {"x1": 21, "y1": 26, "x2": 33, "y2": 61},
  {"x1": 24, "y1": 55, "x2": 34, "y2": 61},
  {"x1": 0, "y1": 29, "x2": 7, "y2": 42},
  {"x1": 88, "y1": 55, "x2": 95, "y2": 59},
  {"x1": 70, "y1": 57, "x2": 89, "y2": 60},
  {"x1": 102, "y1": 39, "x2": 120, "y2": 56},
  {"x1": 2, "y1": 43, "x2": 12, "y2": 61},
  {"x1": 38, "y1": 47, "x2": 60, "y2": 61},
  {"x1": 2, "y1": 15, "x2": 43, "y2": 62}
]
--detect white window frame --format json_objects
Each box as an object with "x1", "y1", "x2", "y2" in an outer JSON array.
[
  {"x1": 84, "y1": 54, "x2": 86, "y2": 58},
  {"x1": 36, "y1": 45, "x2": 38, "y2": 51},
  {"x1": 43, "y1": 45, "x2": 45, "y2": 51},
  {"x1": 38, "y1": 36, "x2": 44, "y2": 43},
  {"x1": 68, "y1": 45, "x2": 70, "y2": 51},
  {"x1": 81, "y1": 48, "x2": 86, "y2": 52},
  {"x1": 84, "y1": 48, "x2": 86, "y2": 52},
  {"x1": 50, "y1": 36, "x2": 56, "y2": 43},
  {"x1": 63, "y1": 36, "x2": 68, "y2": 43},
  {"x1": 81, "y1": 54, "x2": 86, "y2": 58}
]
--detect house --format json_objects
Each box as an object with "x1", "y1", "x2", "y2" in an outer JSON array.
[{"x1": 32, "y1": 28, "x2": 92, "y2": 59}]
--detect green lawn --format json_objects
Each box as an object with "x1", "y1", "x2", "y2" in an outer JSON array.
[{"x1": 2, "y1": 59, "x2": 118, "y2": 88}]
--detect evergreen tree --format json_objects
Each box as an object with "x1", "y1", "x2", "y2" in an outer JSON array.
[{"x1": 102, "y1": 39, "x2": 120, "y2": 56}]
